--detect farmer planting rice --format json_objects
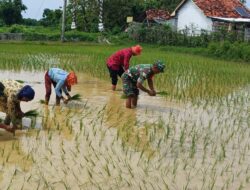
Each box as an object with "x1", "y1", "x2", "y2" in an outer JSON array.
[
  {"x1": 121, "y1": 60, "x2": 165, "y2": 109},
  {"x1": 106, "y1": 45, "x2": 142, "y2": 91},
  {"x1": 44, "y1": 68, "x2": 77, "y2": 105},
  {"x1": 0, "y1": 80, "x2": 35, "y2": 133}
]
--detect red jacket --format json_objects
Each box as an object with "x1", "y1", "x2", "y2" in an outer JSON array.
[{"x1": 106, "y1": 48, "x2": 133, "y2": 71}]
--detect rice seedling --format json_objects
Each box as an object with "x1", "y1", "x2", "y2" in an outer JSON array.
[
  {"x1": 69, "y1": 94, "x2": 82, "y2": 101},
  {"x1": 39, "y1": 99, "x2": 45, "y2": 104},
  {"x1": 23, "y1": 109, "x2": 39, "y2": 117},
  {"x1": 0, "y1": 42, "x2": 249, "y2": 190}
]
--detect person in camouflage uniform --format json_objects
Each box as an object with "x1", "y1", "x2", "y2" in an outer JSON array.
[
  {"x1": 0, "y1": 80, "x2": 35, "y2": 133},
  {"x1": 121, "y1": 60, "x2": 165, "y2": 108}
]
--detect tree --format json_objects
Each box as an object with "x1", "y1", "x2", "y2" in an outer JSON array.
[
  {"x1": 40, "y1": 8, "x2": 62, "y2": 27},
  {"x1": 68, "y1": 0, "x2": 99, "y2": 32},
  {"x1": 0, "y1": 0, "x2": 27, "y2": 25},
  {"x1": 66, "y1": 0, "x2": 182, "y2": 32}
]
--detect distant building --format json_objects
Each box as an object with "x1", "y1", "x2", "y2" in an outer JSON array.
[
  {"x1": 146, "y1": 9, "x2": 171, "y2": 25},
  {"x1": 170, "y1": 0, "x2": 250, "y2": 39}
]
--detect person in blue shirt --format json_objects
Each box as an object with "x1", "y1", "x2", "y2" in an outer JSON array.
[{"x1": 44, "y1": 68, "x2": 77, "y2": 105}]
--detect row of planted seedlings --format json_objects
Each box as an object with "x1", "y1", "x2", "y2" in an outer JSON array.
[
  {"x1": 1, "y1": 43, "x2": 250, "y2": 104},
  {"x1": 0, "y1": 85, "x2": 249, "y2": 189},
  {"x1": 0, "y1": 43, "x2": 250, "y2": 189}
]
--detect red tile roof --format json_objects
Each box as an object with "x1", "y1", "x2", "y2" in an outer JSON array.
[
  {"x1": 173, "y1": 0, "x2": 250, "y2": 18},
  {"x1": 194, "y1": 0, "x2": 250, "y2": 18},
  {"x1": 146, "y1": 9, "x2": 171, "y2": 20}
]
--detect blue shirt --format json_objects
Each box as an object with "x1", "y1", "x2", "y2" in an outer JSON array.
[{"x1": 48, "y1": 68, "x2": 69, "y2": 97}]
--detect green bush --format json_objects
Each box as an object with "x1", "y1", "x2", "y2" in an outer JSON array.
[
  {"x1": 9, "y1": 24, "x2": 25, "y2": 33},
  {"x1": 64, "y1": 31, "x2": 97, "y2": 42},
  {"x1": 207, "y1": 41, "x2": 250, "y2": 62}
]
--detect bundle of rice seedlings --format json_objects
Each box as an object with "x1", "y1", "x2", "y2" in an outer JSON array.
[
  {"x1": 16, "y1": 80, "x2": 25, "y2": 84},
  {"x1": 156, "y1": 91, "x2": 169, "y2": 96},
  {"x1": 39, "y1": 99, "x2": 46, "y2": 104},
  {"x1": 69, "y1": 94, "x2": 82, "y2": 101},
  {"x1": 24, "y1": 109, "x2": 39, "y2": 117}
]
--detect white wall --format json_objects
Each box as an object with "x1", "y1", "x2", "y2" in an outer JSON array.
[{"x1": 177, "y1": 0, "x2": 213, "y2": 34}]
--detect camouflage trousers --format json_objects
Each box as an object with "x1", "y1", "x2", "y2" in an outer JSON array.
[{"x1": 121, "y1": 74, "x2": 139, "y2": 97}]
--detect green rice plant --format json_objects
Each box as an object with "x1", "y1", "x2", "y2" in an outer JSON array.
[
  {"x1": 156, "y1": 91, "x2": 169, "y2": 96},
  {"x1": 24, "y1": 109, "x2": 39, "y2": 117},
  {"x1": 16, "y1": 80, "x2": 25, "y2": 83},
  {"x1": 69, "y1": 94, "x2": 82, "y2": 101},
  {"x1": 39, "y1": 99, "x2": 45, "y2": 104}
]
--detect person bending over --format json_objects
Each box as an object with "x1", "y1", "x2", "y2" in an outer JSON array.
[
  {"x1": 0, "y1": 80, "x2": 35, "y2": 133},
  {"x1": 44, "y1": 68, "x2": 77, "y2": 105},
  {"x1": 106, "y1": 45, "x2": 142, "y2": 91},
  {"x1": 121, "y1": 60, "x2": 165, "y2": 108}
]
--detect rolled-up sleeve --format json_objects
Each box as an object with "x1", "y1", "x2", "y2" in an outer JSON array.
[{"x1": 55, "y1": 80, "x2": 67, "y2": 97}]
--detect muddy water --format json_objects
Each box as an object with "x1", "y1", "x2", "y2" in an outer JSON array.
[
  {"x1": 0, "y1": 71, "x2": 249, "y2": 189},
  {"x1": 0, "y1": 71, "x2": 181, "y2": 189},
  {"x1": 0, "y1": 70, "x2": 180, "y2": 125}
]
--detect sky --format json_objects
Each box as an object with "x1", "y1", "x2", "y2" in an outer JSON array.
[
  {"x1": 22, "y1": 0, "x2": 250, "y2": 20},
  {"x1": 22, "y1": 0, "x2": 63, "y2": 20}
]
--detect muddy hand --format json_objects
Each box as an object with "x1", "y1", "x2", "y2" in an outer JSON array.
[
  {"x1": 148, "y1": 90, "x2": 156, "y2": 96},
  {"x1": 67, "y1": 94, "x2": 71, "y2": 100},
  {"x1": 63, "y1": 97, "x2": 69, "y2": 104}
]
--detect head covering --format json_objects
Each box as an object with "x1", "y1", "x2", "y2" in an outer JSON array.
[
  {"x1": 66, "y1": 72, "x2": 77, "y2": 86},
  {"x1": 153, "y1": 60, "x2": 165, "y2": 72},
  {"x1": 131, "y1": 45, "x2": 142, "y2": 55},
  {"x1": 18, "y1": 85, "x2": 35, "y2": 100}
]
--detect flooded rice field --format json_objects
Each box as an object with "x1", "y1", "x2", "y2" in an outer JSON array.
[{"x1": 0, "y1": 70, "x2": 250, "y2": 190}]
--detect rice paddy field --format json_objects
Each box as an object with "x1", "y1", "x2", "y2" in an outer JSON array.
[{"x1": 0, "y1": 42, "x2": 250, "y2": 190}]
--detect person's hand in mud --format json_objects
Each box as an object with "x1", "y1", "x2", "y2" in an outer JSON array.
[
  {"x1": 148, "y1": 89, "x2": 156, "y2": 96},
  {"x1": 62, "y1": 96, "x2": 69, "y2": 104},
  {"x1": 66, "y1": 94, "x2": 71, "y2": 100}
]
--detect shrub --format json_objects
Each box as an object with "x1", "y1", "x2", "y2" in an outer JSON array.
[{"x1": 9, "y1": 24, "x2": 25, "y2": 33}]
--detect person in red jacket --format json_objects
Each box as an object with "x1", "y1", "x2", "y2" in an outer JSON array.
[{"x1": 106, "y1": 45, "x2": 142, "y2": 91}]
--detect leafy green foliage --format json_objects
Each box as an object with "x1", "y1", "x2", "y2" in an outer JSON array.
[
  {"x1": 68, "y1": 0, "x2": 99, "y2": 32},
  {"x1": 208, "y1": 41, "x2": 250, "y2": 62},
  {"x1": 0, "y1": 0, "x2": 27, "y2": 25},
  {"x1": 40, "y1": 8, "x2": 62, "y2": 27},
  {"x1": 67, "y1": 0, "x2": 182, "y2": 32}
]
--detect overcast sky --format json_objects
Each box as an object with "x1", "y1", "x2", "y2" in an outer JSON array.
[
  {"x1": 22, "y1": 0, "x2": 63, "y2": 19},
  {"x1": 22, "y1": 0, "x2": 250, "y2": 20}
]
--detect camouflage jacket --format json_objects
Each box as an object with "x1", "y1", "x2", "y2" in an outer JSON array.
[{"x1": 126, "y1": 64, "x2": 154, "y2": 84}]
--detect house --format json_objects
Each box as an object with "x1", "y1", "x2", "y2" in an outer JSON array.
[
  {"x1": 170, "y1": 0, "x2": 250, "y2": 38},
  {"x1": 146, "y1": 9, "x2": 171, "y2": 25}
]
